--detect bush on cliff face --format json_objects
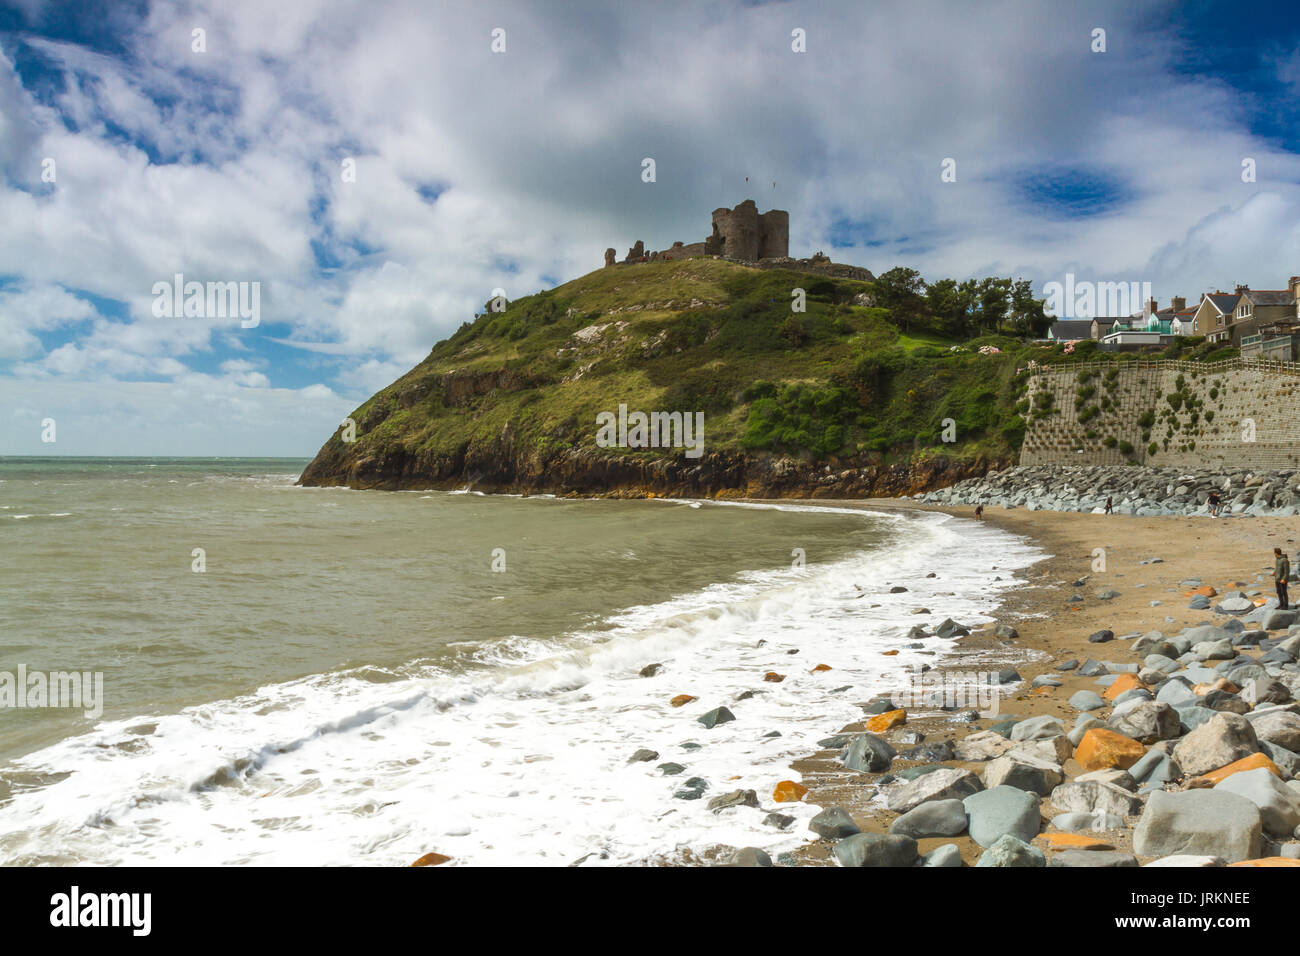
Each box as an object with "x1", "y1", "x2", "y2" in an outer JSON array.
[
  {"x1": 740, "y1": 384, "x2": 856, "y2": 456},
  {"x1": 1001, "y1": 416, "x2": 1027, "y2": 446}
]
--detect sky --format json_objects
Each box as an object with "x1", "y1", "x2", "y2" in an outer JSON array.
[{"x1": 2, "y1": 0, "x2": 1300, "y2": 456}]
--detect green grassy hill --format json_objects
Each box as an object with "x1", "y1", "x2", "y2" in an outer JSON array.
[{"x1": 297, "y1": 258, "x2": 1233, "y2": 496}]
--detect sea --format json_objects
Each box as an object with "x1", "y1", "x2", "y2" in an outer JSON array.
[{"x1": 0, "y1": 457, "x2": 1041, "y2": 865}]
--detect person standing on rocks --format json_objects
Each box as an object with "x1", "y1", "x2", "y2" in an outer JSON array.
[
  {"x1": 1274, "y1": 547, "x2": 1291, "y2": 610},
  {"x1": 1208, "y1": 491, "x2": 1221, "y2": 517}
]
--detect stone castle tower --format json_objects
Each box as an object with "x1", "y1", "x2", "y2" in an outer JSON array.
[
  {"x1": 705, "y1": 200, "x2": 789, "y2": 261},
  {"x1": 606, "y1": 199, "x2": 788, "y2": 266}
]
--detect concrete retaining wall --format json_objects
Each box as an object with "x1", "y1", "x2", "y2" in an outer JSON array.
[{"x1": 1020, "y1": 359, "x2": 1300, "y2": 470}]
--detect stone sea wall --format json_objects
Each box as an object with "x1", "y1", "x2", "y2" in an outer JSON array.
[{"x1": 1021, "y1": 359, "x2": 1300, "y2": 472}]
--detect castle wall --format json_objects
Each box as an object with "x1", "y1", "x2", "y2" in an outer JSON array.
[
  {"x1": 757, "y1": 210, "x2": 789, "y2": 259},
  {"x1": 710, "y1": 201, "x2": 761, "y2": 261},
  {"x1": 1020, "y1": 359, "x2": 1300, "y2": 470},
  {"x1": 608, "y1": 199, "x2": 790, "y2": 267}
]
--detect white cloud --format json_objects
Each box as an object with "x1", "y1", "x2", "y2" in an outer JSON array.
[
  {"x1": 0, "y1": 376, "x2": 352, "y2": 456},
  {"x1": 3, "y1": 0, "x2": 1300, "y2": 454},
  {"x1": 0, "y1": 284, "x2": 96, "y2": 359}
]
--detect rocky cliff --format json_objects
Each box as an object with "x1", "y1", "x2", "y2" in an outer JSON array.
[{"x1": 299, "y1": 423, "x2": 1006, "y2": 497}]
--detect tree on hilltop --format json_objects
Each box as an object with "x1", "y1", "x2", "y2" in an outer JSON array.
[{"x1": 873, "y1": 267, "x2": 927, "y2": 334}]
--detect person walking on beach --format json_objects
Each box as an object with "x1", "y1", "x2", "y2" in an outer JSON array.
[
  {"x1": 974, "y1": 504, "x2": 983, "y2": 520},
  {"x1": 1208, "y1": 491, "x2": 1221, "y2": 517},
  {"x1": 1275, "y1": 547, "x2": 1291, "y2": 610},
  {"x1": 1104, "y1": 496, "x2": 1113, "y2": 515}
]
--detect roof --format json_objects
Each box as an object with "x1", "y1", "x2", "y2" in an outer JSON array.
[
  {"x1": 1203, "y1": 293, "x2": 1240, "y2": 314},
  {"x1": 1049, "y1": 320, "x2": 1092, "y2": 339},
  {"x1": 1243, "y1": 289, "x2": 1295, "y2": 306}
]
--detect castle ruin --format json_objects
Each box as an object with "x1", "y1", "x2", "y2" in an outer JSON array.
[
  {"x1": 606, "y1": 199, "x2": 787, "y2": 266},
  {"x1": 602, "y1": 199, "x2": 874, "y2": 282}
]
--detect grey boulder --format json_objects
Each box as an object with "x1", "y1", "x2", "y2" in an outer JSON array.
[
  {"x1": 1049, "y1": 779, "x2": 1143, "y2": 817},
  {"x1": 1132, "y1": 789, "x2": 1262, "y2": 863},
  {"x1": 841, "y1": 732, "x2": 897, "y2": 773},
  {"x1": 975, "y1": 833, "x2": 1045, "y2": 867},
  {"x1": 984, "y1": 751, "x2": 1065, "y2": 796},
  {"x1": 1110, "y1": 701, "x2": 1182, "y2": 744},
  {"x1": 889, "y1": 798, "x2": 968, "y2": 839},
  {"x1": 885, "y1": 767, "x2": 984, "y2": 813},
  {"x1": 1049, "y1": 850, "x2": 1138, "y2": 867},
  {"x1": 808, "y1": 806, "x2": 860, "y2": 839},
  {"x1": 1245, "y1": 709, "x2": 1300, "y2": 752},
  {"x1": 921, "y1": 843, "x2": 963, "y2": 867},
  {"x1": 833, "y1": 832, "x2": 918, "y2": 868},
  {"x1": 1069, "y1": 690, "x2": 1106, "y2": 712},
  {"x1": 962, "y1": 785, "x2": 1042, "y2": 847},
  {"x1": 1051, "y1": 810, "x2": 1127, "y2": 832},
  {"x1": 1009, "y1": 715, "x2": 1066, "y2": 741},
  {"x1": 720, "y1": 847, "x2": 773, "y2": 867},
  {"x1": 1171, "y1": 712, "x2": 1259, "y2": 776},
  {"x1": 1214, "y1": 767, "x2": 1300, "y2": 837}
]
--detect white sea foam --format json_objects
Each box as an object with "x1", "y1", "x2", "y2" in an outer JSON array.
[{"x1": 0, "y1": 504, "x2": 1040, "y2": 867}]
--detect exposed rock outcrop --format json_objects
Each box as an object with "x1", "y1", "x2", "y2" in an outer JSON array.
[{"x1": 299, "y1": 426, "x2": 1006, "y2": 497}]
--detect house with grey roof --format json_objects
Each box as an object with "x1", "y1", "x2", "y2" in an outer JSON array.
[
  {"x1": 1192, "y1": 291, "x2": 1241, "y2": 343},
  {"x1": 1090, "y1": 316, "x2": 1120, "y2": 339},
  {"x1": 1222, "y1": 285, "x2": 1297, "y2": 345},
  {"x1": 1047, "y1": 319, "x2": 1093, "y2": 342},
  {"x1": 1239, "y1": 277, "x2": 1300, "y2": 360}
]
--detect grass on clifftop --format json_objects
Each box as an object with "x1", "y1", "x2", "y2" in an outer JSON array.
[{"x1": 332, "y1": 258, "x2": 1240, "y2": 468}]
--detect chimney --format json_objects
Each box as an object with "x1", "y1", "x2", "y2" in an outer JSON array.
[
  {"x1": 1145, "y1": 297, "x2": 1157, "y2": 317},
  {"x1": 1234, "y1": 284, "x2": 1249, "y2": 294},
  {"x1": 1172, "y1": 296, "x2": 1186, "y2": 312}
]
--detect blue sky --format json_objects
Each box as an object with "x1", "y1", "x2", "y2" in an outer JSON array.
[{"x1": 2, "y1": 0, "x2": 1300, "y2": 455}]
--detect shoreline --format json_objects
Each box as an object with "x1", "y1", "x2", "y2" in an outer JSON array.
[{"x1": 772, "y1": 501, "x2": 1300, "y2": 867}]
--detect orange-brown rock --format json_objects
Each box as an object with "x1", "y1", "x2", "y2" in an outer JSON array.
[
  {"x1": 411, "y1": 852, "x2": 452, "y2": 867},
  {"x1": 810, "y1": 663, "x2": 832, "y2": 673},
  {"x1": 763, "y1": 672, "x2": 785, "y2": 682},
  {"x1": 1103, "y1": 673, "x2": 1144, "y2": 701},
  {"x1": 772, "y1": 780, "x2": 809, "y2": 803},
  {"x1": 1227, "y1": 857, "x2": 1300, "y2": 867},
  {"x1": 880, "y1": 650, "x2": 899, "y2": 657},
  {"x1": 1185, "y1": 585, "x2": 1218, "y2": 597},
  {"x1": 1193, "y1": 677, "x2": 1238, "y2": 696},
  {"x1": 864, "y1": 709, "x2": 906, "y2": 733},
  {"x1": 1074, "y1": 728, "x2": 1146, "y2": 771},
  {"x1": 1189, "y1": 752, "x2": 1282, "y2": 787},
  {"x1": 670, "y1": 694, "x2": 697, "y2": 708},
  {"x1": 1039, "y1": 833, "x2": 1114, "y2": 850}
]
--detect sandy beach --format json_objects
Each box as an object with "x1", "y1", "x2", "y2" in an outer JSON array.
[{"x1": 782, "y1": 502, "x2": 1300, "y2": 866}]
